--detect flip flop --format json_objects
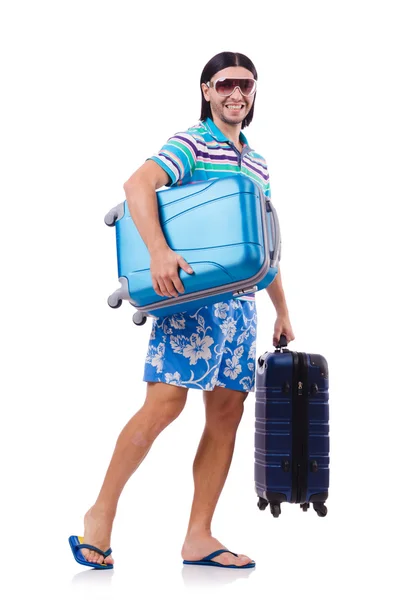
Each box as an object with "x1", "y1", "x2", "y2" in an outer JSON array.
[
  {"x1": 183, "y1": 549, "x2": 256, "y2": 569},
  {"x1": 69, "y1": 535, "x2": 113, "y2": 569}
]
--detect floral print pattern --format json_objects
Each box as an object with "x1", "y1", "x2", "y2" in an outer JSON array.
[{"x1": 143, "y1": 299, "x2": 257, "y2": 392}]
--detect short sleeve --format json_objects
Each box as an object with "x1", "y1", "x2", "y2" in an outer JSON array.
[
  {"x1": 265, "y1": 177, "x2": 271, "y2": 200},
  {"x1": 146, "y1": 132, "x2": 198, "y2": 187},
  {"x1": 260, "y1": 156, "x2": 271, "y2": 199}
]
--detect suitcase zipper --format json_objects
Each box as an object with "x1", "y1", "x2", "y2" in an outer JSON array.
[
  {"x1": 291, "y1": 352, "x2": 299, "y2": 503},
  {"x1": 291, "y1": 352, "x2": 309, "y2": 504},
  {"x1": 296, "y1": 376, "x2": 303, "y2": 504},
  {"x1": 300, "y1": 353, "x2": 309, "y2": 504}
]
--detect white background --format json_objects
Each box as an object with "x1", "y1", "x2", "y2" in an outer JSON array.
[{"x1": 1, "y1": 1, "x2": 396, "y2": 599}]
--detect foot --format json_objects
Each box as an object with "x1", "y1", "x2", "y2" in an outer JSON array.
[
  {"x1": 182, "y1": 532, "x2": 254, "y2": 567},
  {"x1": 80, "y1": 506, "x2": 115, "y2": 566}
]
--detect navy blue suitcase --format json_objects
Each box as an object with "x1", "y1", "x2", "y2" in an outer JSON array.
[{"x1": 254, "y1": 335, "x2": 330, "y2": 517}]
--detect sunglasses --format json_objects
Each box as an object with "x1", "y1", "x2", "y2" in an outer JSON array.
[{"x1": 206, "y1": 77, "x2": 257, "y2": 97}]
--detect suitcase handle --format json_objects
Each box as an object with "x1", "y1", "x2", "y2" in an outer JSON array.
[
  {"x1": 265, "y1": 198, "x2": 281, "y2": 268},
  {"x1": 258, "y1": 334, "x2": 288, "y2": 365},
  {"x1": 275, "y1": 334, "x2": 288, "y2": 349}
]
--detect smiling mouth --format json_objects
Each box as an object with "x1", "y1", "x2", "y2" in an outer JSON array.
[{"x1": 225, "y1": 104, "x2": 245, "y2": 110}]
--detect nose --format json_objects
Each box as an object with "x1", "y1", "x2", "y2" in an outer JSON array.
[{"x1": 228, "y1": 87, "x2": 244, "y2": 101}]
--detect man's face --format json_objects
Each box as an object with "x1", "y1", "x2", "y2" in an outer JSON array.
[{"x1": 201, "y1": 66, "x2": 256, "y2": 126}]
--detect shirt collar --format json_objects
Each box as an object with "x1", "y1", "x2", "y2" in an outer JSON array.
[{"x1": 202, "y1": 117, "x2": 252, "y2": 150}]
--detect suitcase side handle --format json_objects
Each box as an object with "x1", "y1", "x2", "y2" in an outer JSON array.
[{"x1": 265, "y1": 197, "x2": 281, "y2": 268}]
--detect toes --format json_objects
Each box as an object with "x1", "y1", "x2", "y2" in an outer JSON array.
[
  {"x1": 80, "y1": 547, "x2": 112, "y2": 566},
  {"x1": 88, "y1": 551, "x2": 99, "y2": 564},
  {"x1": 215, "y1": 553, "x2": 240, "y2": 567},
  {"x1": 238, "y1": 554, "x2": 253, "y2": 565},
  {"x1": 82, "y1": 549, "x2": 94, "y2": 563}
]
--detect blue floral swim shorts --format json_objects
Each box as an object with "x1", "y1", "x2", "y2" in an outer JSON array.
[{"x1": 143, "y1": 298, "x2": 257, "y2": 392}]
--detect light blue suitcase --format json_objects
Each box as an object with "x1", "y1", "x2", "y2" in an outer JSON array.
[{"x1": 105, "y1": 175, "x2": 281, "y2": 325}]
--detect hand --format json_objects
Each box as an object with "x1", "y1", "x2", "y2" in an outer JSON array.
[
  {"x1": 273, "y1": 313, "x2": 295, "y2": 347},
  {"x1": 150, "y1": 247, "x2": 194, "y2": 298}
]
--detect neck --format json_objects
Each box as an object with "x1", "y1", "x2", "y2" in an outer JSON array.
[{"x1": 211, "y1": 114, "x2": 242, "y2": 147}]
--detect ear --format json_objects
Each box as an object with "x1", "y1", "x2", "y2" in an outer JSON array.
[{"x1": 201, "y1": 82, "x2": 210, "y2": 102}]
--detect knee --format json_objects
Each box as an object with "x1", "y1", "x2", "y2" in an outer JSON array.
[
  {"x1": 205, "y1": 389, "x2": 247, "y2": 432},
  {"x1": 157, "y1": 399, "x2": 186, "y2": 430},
  {"x1": 208, "y1": 402, "x2": 244, "y2": 433},
  {"x1": 143, "y1": 382, "x2": 188, "y2": 432}
]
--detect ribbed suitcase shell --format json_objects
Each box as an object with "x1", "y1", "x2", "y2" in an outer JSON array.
[
  {"x1": 254, "y1": 348, "x2": 330, "y2": 516},
  {"x1": 105, "y1": 175, "x2": 280, "y2": 320}
]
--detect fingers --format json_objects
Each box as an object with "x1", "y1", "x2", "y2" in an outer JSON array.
[
  {"x1": 171, "y1": 277, "x2": 185, "y2": 295},
  {"x1": 160, "y1": 276, "x2": 179, "y2": 297},
  {"x1": 151, "y1": 276, "x2": 173, "y2": 298},
  {"x1": 151, "y1": 275, "x2": 176, "y2": 297},
  {"x1": 273, "y1": 332, "x2": 295, "y2": 346},
  {"x1": 273, "y1": 334, "x2": 286, "y2": 346},
  {"x1": 156, "y1": 276, "x2": 182, "y2": 298},
  {"x1": 151, "y1": 277, "x2": 163, "y2": 297},
  {"x1": 273, "y1": 331, "x2": 282, "y2": 346},
  {"x1": 178, "y1": 257, "x2": 194, "y2": 274},
  {"x1": 150, "y1": 252, "x2": 194, "y2": 298}
]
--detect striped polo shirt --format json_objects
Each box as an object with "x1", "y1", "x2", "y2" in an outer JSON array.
[{"x1": 148, "y1": 117, "x2": 272, "y2": 300}]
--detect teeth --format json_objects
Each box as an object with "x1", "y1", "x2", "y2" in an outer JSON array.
[{"x1": 226, "y1": 105, "x2": 243, "y2": 109}]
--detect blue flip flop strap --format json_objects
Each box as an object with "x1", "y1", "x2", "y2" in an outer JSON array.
[
  {"x1": 75, "y1": 543, "x2": 112, "y2": 558},
  {"x1": 202, "y1": 549, "x2": 238, "y2": 561}
]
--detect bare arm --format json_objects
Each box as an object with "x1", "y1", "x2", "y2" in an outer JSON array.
[
  {"x1": 266, "y1": 265, "x2": 289, "y2": 317},
  {"x1": 123, "y1": 161, "x2": 193, "y2": 297},
  {"x1": 267, "y1": 266, "x2": 295, "y2": 345},
  {"x1": 123, "y1": 160, "x2": 171, "y2": 254}
]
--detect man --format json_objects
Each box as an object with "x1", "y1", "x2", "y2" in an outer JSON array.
[{"x1": 70, "y1": 52, "x2": 294, "y2": 570}]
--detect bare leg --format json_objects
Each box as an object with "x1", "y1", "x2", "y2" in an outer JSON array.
[
  {"x1": 181, "y1": 386, "x2": 254, "y2": 567},
  {"x1": 81, "y1": 382, "x2": 188, "y2": 565}
]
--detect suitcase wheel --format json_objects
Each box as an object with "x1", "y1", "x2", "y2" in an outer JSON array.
[
  {"x1": 270, "y1": 503, "x2": 281, "y2": 518},
  {"x1": 257, "y1": 497, "x2": 268, "y2": 511},
  {"x1": 108, "y1": 295, "x2": 123, "y2": 309},
  {"x1": 300, "y1": 503, "x2": 310, "y2": 512},
  {"x1": 313, "y1": 502, "x2": 328, "y2": 517},
  {"x1": 133, "y1": 311, "x2": 147, "y2": 326}
]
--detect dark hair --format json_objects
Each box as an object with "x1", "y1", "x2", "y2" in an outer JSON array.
[{"x1": 200, "y1": 51, "x2": 258, "y2": 129}]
